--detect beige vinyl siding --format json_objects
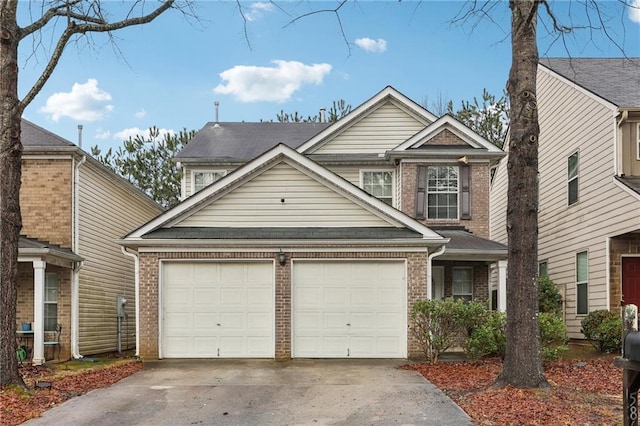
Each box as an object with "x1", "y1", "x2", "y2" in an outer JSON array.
[
  {"x1": 536, "y1": 67, "x2": 640, "y2": 337},
  {"x1": 183, "y1": 166, "x2": 234, "y2": 199},
  {"x1": 315, "y1": 101, "x2": 425, "y2": 154},
  {"x1": 489, "y1": 153, "x2": 509, "y2": 245},
  {"x1": 324, "y1": 166, "x2": 361, "y2": 186},
  {"x1": 77, "y1": 162, "x2": 162, "y2": 355},
  {"x1": 176, "y1": 162, "x2": 392, "y2": 228}
]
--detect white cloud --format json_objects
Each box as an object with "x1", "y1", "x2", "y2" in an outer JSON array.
[
  {"x1": 135, "y1": 109, "x2": 146, "y2": 119},
  {"x1": 113, "y1": 127, "x2": 175, "y2": 142},
  {"x1": 245, "y1": 2, "x2": 274, "y2": 22},
  {"x1": 214, "y1": 60, "x2": 332, "y2": 103},
  {"x1": 630, "y1": 0, "x2": 640, "y2": 24},
  {"x1": 94, "y1": 129, "x2": 111, "y2": 140},
  {"x1": 355, "y1": 38, "x2": 387, "y2": 53},
  {"x1": 39, "y1": 79, "x2": 113, "y2": 122}
]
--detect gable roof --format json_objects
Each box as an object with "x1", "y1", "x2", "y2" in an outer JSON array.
[
  {"x1": 297, "y1": 86, "x2": 438, "y2": 154},
  {"x1": 389, "y1": 114, "x2": 504, "y2": 159},
  {"x1": 22, "y1": 119, "x2": 76, "y2": 149},
  {"x1": 539, "y1": 58, "x2": 640, "y2": 108},
  {"x1": 176, "y1": 122, "x2": 330, "y2": 163},
  {"x1": 123, "y1": 144, "x2": 447, "y2": 247}
]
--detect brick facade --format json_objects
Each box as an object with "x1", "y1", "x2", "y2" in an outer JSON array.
[
  {"x1": 137, "y1": 250, "x2": 428, "y2": 360},
  {"x1": 21, "y1": 158, "x2": 73, "y2": 248},
  {"x1": 400, "y1": 162, "x2": 490, "y2": 238},
  {"x1": 610, "y1": 233, "x2": 640, "y2": 312}
]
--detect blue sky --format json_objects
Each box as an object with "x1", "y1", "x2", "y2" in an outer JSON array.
[{"x1": 17, "y1": 1, "x2": 640, "y2": 153}]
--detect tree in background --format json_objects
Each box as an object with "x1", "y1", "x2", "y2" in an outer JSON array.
[
  {"x1": 92, "y1": 128, "x2": 195, "y2": 209},
  {"x1": 275, "y1": 99, "x2": 352, "y2": 123},
  {"x1": 423, "y1": 90, "x2": 509, "y2": 148},
  {"x1": 0, "y1": 0, "x2": 180, "y2": 388},
  {"x1": 447, "y1": 89, "x2": 509, "y2": 149}
]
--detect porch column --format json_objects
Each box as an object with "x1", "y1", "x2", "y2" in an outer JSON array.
[
  {"x1": 32, "y1": 260, "x2": 46, "y2": 365},
  {"x1": 498, "y1": 260, "x2": 507, "y2": 312}
]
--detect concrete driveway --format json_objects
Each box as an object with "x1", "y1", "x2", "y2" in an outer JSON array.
[{"x1": 24, "y1": 359, "x2": 471, "y2": 425}]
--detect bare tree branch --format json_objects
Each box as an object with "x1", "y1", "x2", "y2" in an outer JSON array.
[{"x1": 19, "y1": 0, "x2": 176, "y2": 110}]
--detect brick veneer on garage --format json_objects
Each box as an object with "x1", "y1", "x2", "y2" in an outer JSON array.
[{"x1": 137, "y1": 251, "x2": 428, "y2": 360}]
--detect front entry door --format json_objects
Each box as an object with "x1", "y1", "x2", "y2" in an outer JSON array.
[{"x1": 622, "y1": 257, "x2": 640, "y2": 307}]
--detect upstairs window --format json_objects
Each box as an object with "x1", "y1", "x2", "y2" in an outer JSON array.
[
  {"x1": 427, "y1": 166, "x2": 459, "y2": 219},
  {"x1": 568, "y1": 152, "x2": 579, "y2": 205},
  {"x1": 362, "y1": 171, "x2": 393, "y2": 205},
  {"x1": 193, "y1": 171, "x2": 226, "y2": 193},
  {"x1": 637, "y1": 123, "x2": 640, "y2": 160}
]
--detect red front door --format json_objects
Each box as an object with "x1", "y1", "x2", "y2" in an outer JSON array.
[{"x1": 622, "y1": 257, "x2": 640, "y2": 307}]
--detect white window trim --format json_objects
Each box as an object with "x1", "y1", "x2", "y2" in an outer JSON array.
[
  {"x1": 427, "y1": 165, "x2": 460, "y2": 220},
  {"x1": 359, "y1": 169, "x2": 395, "y2": 206},
  {"x1": 44, "y1": 273, "x2": 58, "y2": 332},
  {"x1": 452, "y1": 266, "x2": 473, "y2": 301},
  {"x1": 576, "y1": 250, "x2": 588, "y2": 315},
  {"x1": 191, "y1": 169, "x2": 227, "y2": 194},
  {"x1": 567, "y1": 151, "x2": 579, "y2": 206}
]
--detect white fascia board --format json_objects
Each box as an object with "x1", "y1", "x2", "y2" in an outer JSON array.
[
  {"x1": 537, "y1": 65, "x2": 619, "y2": 112},
  {"x1": 297, "y1": 86, "x2": 437, "y2": 154},
  {"x1": 122, "y1": 238, "x2": 449, "y2": 251},
  {"x1": 125, "y1": 143, "x2": 445, "y2": 242},
  {"x1": 393, "y1": 115, "x2": 503, "y2": 152}
]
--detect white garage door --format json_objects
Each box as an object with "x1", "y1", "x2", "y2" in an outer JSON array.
[
  {"x1": 162, "y1": 261, "x2": 274, "y2": 358},
  {"x1": 293, "y1": 260, "x2": 406, "y2": 358}
]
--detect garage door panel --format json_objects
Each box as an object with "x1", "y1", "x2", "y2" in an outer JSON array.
[
  {"x1": 162, "y1": 262, "x2": 274, "y2": 358},
  {"x1": 293, "y1": 261, "x2": 406, "y2": 358}
]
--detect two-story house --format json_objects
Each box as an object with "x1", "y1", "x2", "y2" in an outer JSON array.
[
  {"x1": 490, "y1": 58, "x2": 640, "y2": 338},
  {"x1": 17, "y1": 120, "x2": 162, "y2": 364},
  {"x1": 121, "y1": 86, "x2": 507, "y2": 359}
]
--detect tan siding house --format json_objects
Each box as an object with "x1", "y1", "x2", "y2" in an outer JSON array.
[
  {"x1": 16, "y1": 120, "x2": 162, "y2": 364},
  {"x1": 489, "y1": 58, "x2": 640, "y2": 337},
  {"x1": 123, "y1": 86, "x2": 508, "y2": 360}
]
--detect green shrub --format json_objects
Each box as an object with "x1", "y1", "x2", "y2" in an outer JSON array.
[
  {"x1": 538, "y1": 276, "x2": 563, "y2": 316},
  {"x1": 539, "y1": 312, "x2": 569, "y2": 360},
  {"x1": 580, "y1": 310, "x2": 622, "y2": 353},
  {"x1": 411, "y1": 298, "x2": 471, "y2": 364},
  {"x1": 463, "y1": 310, "x2": 506, "y2": 363}
]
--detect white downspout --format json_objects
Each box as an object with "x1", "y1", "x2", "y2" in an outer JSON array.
[
  {"x1": 71, "y1": 154, "x2": 87, "y2": 359},
  {"x1": 121, "y1": 247, "x2": 140, "y2": 358},
  {"x1": 427, "y1": 245, "x2": 446, "y2": 300}
]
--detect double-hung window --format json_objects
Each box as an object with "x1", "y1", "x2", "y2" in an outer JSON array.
[
  {"x1": 362, "y1": 171, "x2": 393, "y2": 205},
  {"x1": 576, "y1": 251, "x2": 588, "y2": 315},
  {"x1": 44, "y1": 273, "x2": 58, "y2": 332},
  {"x1": 193, "y1": 171, "x2": 226, "y2": 193},
  {"x1": 427, "y1": 166, "x2": 459, "y2": 219},
  {"x1": 568, "y1": 152, "x2": 579, "y2": 205},
  {"x1": 637, "y1": 123, "x2": 640, "y2": 160},
  {"x1": 452, "y1": 267, "x2": 473, "y2": 302}
]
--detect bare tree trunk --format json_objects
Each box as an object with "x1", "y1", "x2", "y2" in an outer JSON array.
[
  {"x1": 496, "y1": 0, "x2": 548, "y2": 389},
  {"x1": 0, "y1": 0, "x2": 26, "y2": 388}
]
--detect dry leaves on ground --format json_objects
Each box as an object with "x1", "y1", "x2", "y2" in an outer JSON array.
[
  {"x1": 404, "y1": 357, "x2": 623, "y2": 425},
  {"x1": 0, "y1": 360, "x2": 142, "y2": 426}
]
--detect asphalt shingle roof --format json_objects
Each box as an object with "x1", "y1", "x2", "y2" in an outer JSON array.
[
  {"x1": 142, "y1": 227, "x2": 423, "y2": 240},
  {"x1": 176, "y1": 122, "x2": 331, "y2": 162},
  {"x1": 434, "y1": 229, "x2": 508, "y2": 253},
  {"x1": 18, "y1": 235, "x2": 83, "y2": 261},
  {"x1": 540, "y1": 58, "x2": 640, "y2": 107},
  {"x1": 21, "y1": 119, "x2": 75, "y2": 148}
]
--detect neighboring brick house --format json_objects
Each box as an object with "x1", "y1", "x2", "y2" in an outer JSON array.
[
  {"x1": 490, "y1": 58, "x2": 640, "y2": 338},
  {"x1": 121, "y1": 86, "x2": 507, "y2": 360},
  {"x1": 16, "y1": 120, "x2": 162, "y2": 364}
]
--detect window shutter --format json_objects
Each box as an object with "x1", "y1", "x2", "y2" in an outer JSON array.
[
  {"x1": 415, "y1": 166, "x2": 427, "y2": 220},
  {"x1": 460, "y1": 164, "x2": 471, "y2": 219}
]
